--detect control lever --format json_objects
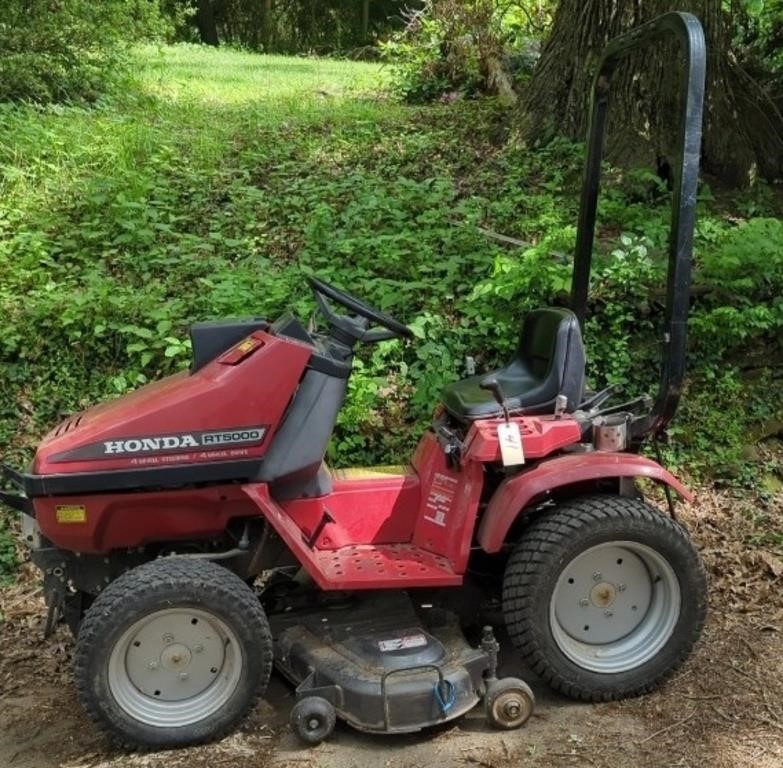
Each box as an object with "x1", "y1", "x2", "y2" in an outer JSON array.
[
  {"x1": 593, "y1": 393, "x2": 654, "y2": 419},
  {"x1": 578, "y1": 383, "x2": 622, "y2": 412},
  {"x1": 480, "y1": 377, "x2": 510, "y2": 423},
  {"x1": 435, "y1": 423, "x2": 464, "y2": 466}
]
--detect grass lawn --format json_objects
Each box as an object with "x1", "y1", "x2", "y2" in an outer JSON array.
[
  {"x1": 141, "y1": 44, "x2": 388, "y2": 104},
  {"x1": 1, "y1": 45, "x2": 395, "y2": 222}
]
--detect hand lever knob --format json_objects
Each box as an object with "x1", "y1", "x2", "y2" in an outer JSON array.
[{"x1": 480, "y1": 376, "x2": 510, "y2": 422}]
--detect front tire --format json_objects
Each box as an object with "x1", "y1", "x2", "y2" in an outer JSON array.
[
  {"x1": 75, "y1": 558, "x2": 273, "y2": 749},
  {"x1": 502, "y1": 495, "x2": 707, "y2": 701}
]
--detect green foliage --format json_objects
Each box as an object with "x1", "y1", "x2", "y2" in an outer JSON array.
[
  {"x1": 381, "y1": 0, "x2": 545, "y2": 102},
  {"x1": 691, "y1": 218, "x2": 783, "y2": 364},
  {"x1": 176, "y1": 0, "x2": 412, "y2": 53},
  {"x1": 0, "y1": 43, "x2": 781, "y2": 528},
  {"x1": 0, "y1": 517, "x2": 18, "y2": 585},
  {"x1": 734, "y1": 0, "x2": 783, "y2": 77},
  {"x1": 0, "y1": 0, "x2": 174, "y2": 103}
]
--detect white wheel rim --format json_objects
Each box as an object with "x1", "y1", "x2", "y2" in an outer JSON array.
[
  {"x1": 107, "y1": 608, "x2": 243, "y2": 727},
  {"x1": 549, "y1": 541, "x2": 681, "y2": 673}
]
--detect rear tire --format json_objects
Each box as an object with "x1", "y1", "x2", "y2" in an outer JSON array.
[
  {"x1": 75, "y1": 558, "x2": 273, "y2": 749},
  {"x1": 502, "y1": 494, "x2": 707, "y2": 701}
]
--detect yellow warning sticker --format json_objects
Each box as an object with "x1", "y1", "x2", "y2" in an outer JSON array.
[
  {"x1": 56, "y1": 505, "x2": 87, "y2": 524},
  {"x1": 333, "y1": 465, "x2": 411, "y2": 480},
  {"x1": 237, "y1": 339, "x2": 256, "y2": 353}
]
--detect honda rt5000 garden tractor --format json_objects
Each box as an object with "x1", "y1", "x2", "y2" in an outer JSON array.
[{"x1": 2, "y1": 12, "x2": 708, "y2": 750}]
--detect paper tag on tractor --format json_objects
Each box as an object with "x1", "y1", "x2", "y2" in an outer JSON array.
[{"x1": 498, "y1": 422, "x2": 525, "y2": 466}]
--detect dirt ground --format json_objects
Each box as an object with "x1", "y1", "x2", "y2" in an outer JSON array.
[{"x1": 2, "y1": 486, "x2": 783, "y2": 768}]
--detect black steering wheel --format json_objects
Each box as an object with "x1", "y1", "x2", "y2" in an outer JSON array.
[{"x1": 307, "y1": 275, "x2": 413, "y2": 344}]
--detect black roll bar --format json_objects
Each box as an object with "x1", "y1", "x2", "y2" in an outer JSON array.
[{"x1": 570, "y1": 12, "x2": 706, "y2": 437}]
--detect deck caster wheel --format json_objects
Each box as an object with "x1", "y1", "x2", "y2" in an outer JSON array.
[
  {"x1": 485, "y1": 678, "x2": 535, "y2": 730},
  {"x1": 290, "y1": 696, "x2": 336, "y2": 745}
]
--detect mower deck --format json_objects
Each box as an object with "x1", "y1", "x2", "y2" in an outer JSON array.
[{"x1": 269, "y1": 592, "x2": 489, "y2": 734}]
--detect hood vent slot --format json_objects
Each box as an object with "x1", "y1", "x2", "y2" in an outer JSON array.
[{"x1": 55, "y1": 414, "x2": 83, "y2": 436}]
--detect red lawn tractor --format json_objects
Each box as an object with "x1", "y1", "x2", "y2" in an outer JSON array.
[{"x1": 2, "y1": 12, "x2": 708, "y2": 750}]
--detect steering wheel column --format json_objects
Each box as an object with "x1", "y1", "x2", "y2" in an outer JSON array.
[{"x1": 307, "y1": 276, "x2": 413, "y2": 347}]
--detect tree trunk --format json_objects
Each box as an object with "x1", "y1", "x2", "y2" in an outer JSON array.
[
  {"x1": 362, "y1": 0, "x2": 370, "y2": 42},
  {"x1": 196, "y1": 0, "x2": 219, "y2": 47},
  {"x1": 524, "y1": 0, "x2": 783, "y2": 185},
  {"x1": 262, "y1": 0, "x2": 273, "y2": 51}
]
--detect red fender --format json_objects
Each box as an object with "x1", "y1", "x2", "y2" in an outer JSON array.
[{"x1": 477, "y1": 452, "x2": 694, "y2": 553}]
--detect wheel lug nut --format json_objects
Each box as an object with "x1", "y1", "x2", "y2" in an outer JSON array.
[
  {"x1": 179, "y1": 672, "x2": 189, "y2": 681},
  {"x1": 617, "y1": 584, "x2": 626, "y2": 592},
  {"x1": 193, "y1": 644, "x2": 204, "y2": 654},
  {"x1": 604, "y1": 609, "x2": 613, "y2": 617},
  {"x1": 579, "y1": 598, "x2": 589, "y2": 607},
  {"x1": 162, "y1": 633, "x2": 174, "y2": 644},
  {"x1": 148, "y1": 661, "x2": 158, "y2": 670},
  {"x1": 593, "y1": 572, "x2": 602, "y2": 581}
]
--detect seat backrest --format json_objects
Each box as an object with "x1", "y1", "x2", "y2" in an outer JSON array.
[{"x1": 516, "y1": 307, "x2": 586, "y2": 411}]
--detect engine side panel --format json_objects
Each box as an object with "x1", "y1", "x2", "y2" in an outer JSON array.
[{"x1": 33, "y1": 484, "x2": 259, "y2": 553}]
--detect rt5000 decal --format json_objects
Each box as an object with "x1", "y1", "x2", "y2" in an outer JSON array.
[{"x1": 51, "y1": 427, "x2": 268, "y2": 462}]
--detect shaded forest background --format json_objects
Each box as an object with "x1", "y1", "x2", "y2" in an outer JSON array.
[{"x1": 3, "y1": 1, "x2": 782, "y2": 182}]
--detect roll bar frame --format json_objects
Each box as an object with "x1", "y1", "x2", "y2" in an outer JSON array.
[{"x1": 569, "y1": 12, "x2": 706, "y2": 438}]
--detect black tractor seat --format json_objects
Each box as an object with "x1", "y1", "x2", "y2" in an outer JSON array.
[{"x1": 441, "y1": 307, "x2": 586, "y2": 422}]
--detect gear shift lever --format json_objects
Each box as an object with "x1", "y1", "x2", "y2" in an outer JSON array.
[{"x1": 480, "y1": 377, "x2": 510, "y2": 423}]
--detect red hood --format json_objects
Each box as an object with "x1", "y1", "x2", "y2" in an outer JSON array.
[{"x1": 34, "y1": 330, "x2": 312, "y2": 475}]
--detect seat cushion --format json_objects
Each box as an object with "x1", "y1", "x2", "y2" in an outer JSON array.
[
  {"x1": 441, "y1": 307, "x2": 585, "y2": 421},
  {"x1": 441, "y1": 360, "x2": 545, "y2": 419}
]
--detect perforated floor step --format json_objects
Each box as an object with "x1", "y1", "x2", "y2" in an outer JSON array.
[
  {"x1": 243, "y1": 484, "x2": 462, "y2": 590},
  {"x1": 313, "y1": 543, "x2": 461, "y2": 589}
]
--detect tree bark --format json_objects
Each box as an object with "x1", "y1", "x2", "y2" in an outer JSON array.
[
  {"x1": 362, "y1": 0, "x2": 370, "y2": 42},
  {"x1": 196, "y1": 0, "x2": 220, "y2": 47},
  {"x1": 523, "y1": 0, "x2": 783, "y2": 185},
  {"x1": 262, "y1": 0, "x2": 273, "y2": 51}
]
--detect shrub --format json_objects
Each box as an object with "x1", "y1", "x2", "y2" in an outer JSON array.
[
  {"x1": 0, "y1": 516, "x2": 17, "y2": 585},
  {"x1": 0, "y1": 0, "x2": 173, "y2": 103},
  {"x1": 381, "y1": 0, "x2": 542, "y2": 102}
]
